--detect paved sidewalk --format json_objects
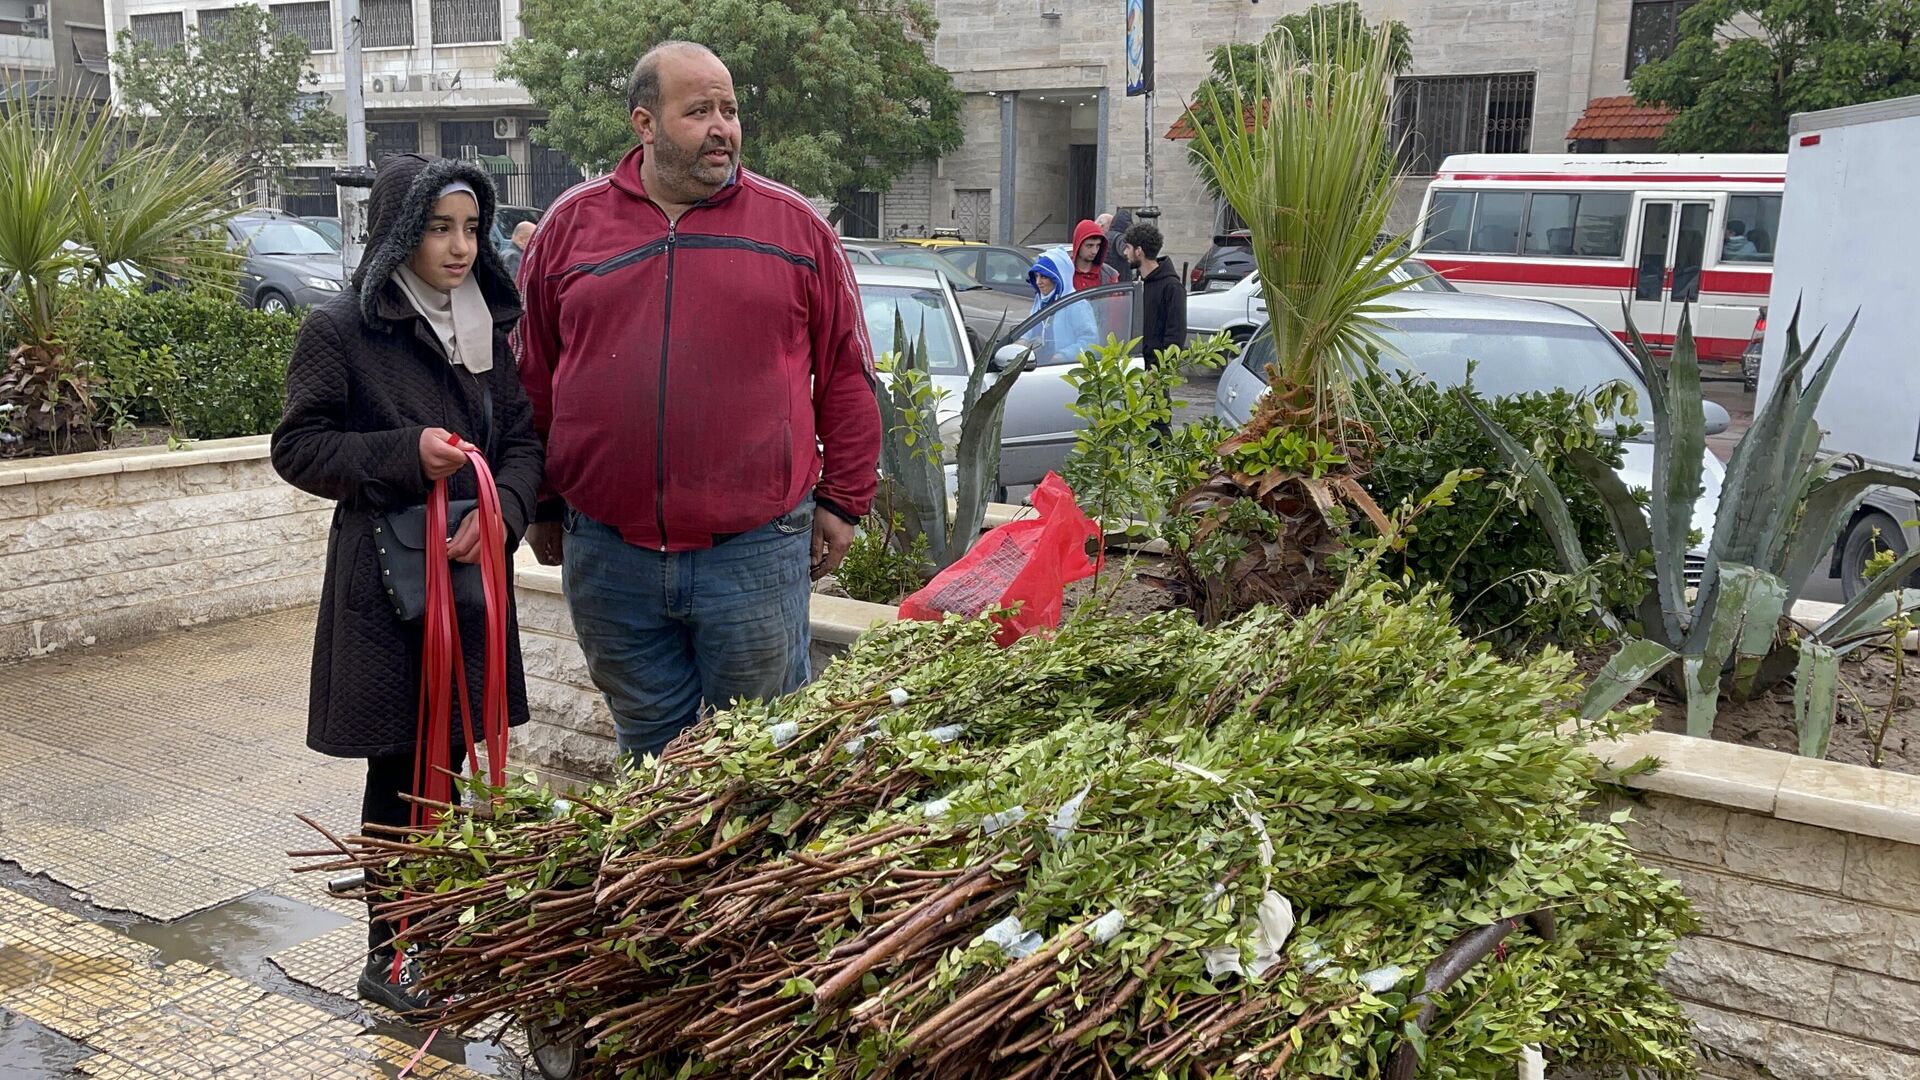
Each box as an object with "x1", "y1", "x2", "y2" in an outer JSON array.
[{"x1": 0, "y1": 608, "x2": 517, "y2": 1077}]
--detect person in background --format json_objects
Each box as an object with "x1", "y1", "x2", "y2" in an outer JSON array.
[
  {"x1": 1722, "y1": 219, "x2": 1759, "y2": 260},
  {"x1": 505, "y1": 221, "x2": 536, "y2": 281},
  {"x1": 516, "y1": 41, "x2": 880, "y2": 763},
  {"x1": 271, "y1": 153, "x2": 544, "y2": 1013},
  {"x1": 1124, "y1": 220, "x2": 1186, "y2": 369},
  {"x1": 1069, "y1": 218, "x2": 1119, "y2": 293},
  {"x1": 1103, "y1": 208, "x2": 1135, "y2": 281},
  {"x1": 1026, "y1": 247, "x2": 1100, "y2": 364}
]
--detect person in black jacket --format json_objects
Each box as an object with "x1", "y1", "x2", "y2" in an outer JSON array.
[
  {"x1": 1123, "y1": 220, "x2": 1186, "y2": 369},
  {"x1": 271, "y1": 154, "x2": 543, "y2": 1014},
  {"x1": 1102, "y1": 207, "x2": 1135, "y2": 281}
]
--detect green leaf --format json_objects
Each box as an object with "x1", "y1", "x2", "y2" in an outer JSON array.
[
  {"x1": 1793, "y1": 641, "x2": 1839, "y2": 759},
  {"x1": 1580, "y1": 638, "x2": 1677, "y2": 721}
]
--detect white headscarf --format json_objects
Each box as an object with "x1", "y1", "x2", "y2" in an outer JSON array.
[{"x1": 393, "y1": 181, "x2": 494, "y2": 374}]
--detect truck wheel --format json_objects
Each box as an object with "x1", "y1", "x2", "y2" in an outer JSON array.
[
  {"x1": 1839, "y1": 510, "x2": 1906, "y2": 601},
  {"x1": 524, "y1": 1019, "x2": 581, "y2": 1080}
]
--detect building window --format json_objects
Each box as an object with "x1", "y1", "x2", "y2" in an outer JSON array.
[
  {"x1": 279, "y1": 166, "x2": 338, "y2": 217},
  {"x1": 439, "y1": 119, "x2": 504, "y2": 162},
  {"x1": 69, "y1": 25, "x2": 110, "y2": 72},
  {"x1": 367, "y1": 120, "x2": 419, "y2": 160},
  {"x1": 196, "y1": 7, "x2": 236, "y2": 38},
  {"x1": 128, "y1": 10, "x2": 186, "y2": 47},
  {"x1": 1392, "y1": 73, "x2": 1536, "y2": 175},
  {"x1": 270, "y1": 2, "x2": 332, "y2": 50},
  {"x1": 429, "y1": 0, "x2": 499, "y2": 44},
  {"x1": 1627, "y1": 0, "x2": 1697, "y2": 77},
  {"x1": 841, "y1": 192, "x2": 881, "y2": 237},
  {"x1": 362, "y1": 0, "x2": 413, "y2": 48}
]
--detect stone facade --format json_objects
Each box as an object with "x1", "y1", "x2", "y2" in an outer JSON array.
[
  {"x1": 0, "y1": 437, "x2": 329, "y2": 662},
  {"x1": 1591, "y1": 731, "x2": 1920, "y2": 1079},
  {"x1": 913, "y1": 0, "x2": 1647, "y2": 267}
]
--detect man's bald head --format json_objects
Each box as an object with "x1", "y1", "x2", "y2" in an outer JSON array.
[
  {"x1": 511, "y1": 221, "x2": 536, "y2": 249},
  {"x1": 628, "y1": 41, "x2": 722, "y2": 117}
]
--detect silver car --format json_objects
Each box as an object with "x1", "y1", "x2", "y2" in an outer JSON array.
[
  {"x1": 225, "y1": 213, "x2": 347, "y2": 313},
  {"x1": 855, "y1": 264, "x2": 1142, "y2": 493},
  {"x1": 1216, "y1": 292, "x2": 1730, "y2": 550}
]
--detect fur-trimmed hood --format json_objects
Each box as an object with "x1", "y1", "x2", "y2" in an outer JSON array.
[{"x1": 353, "y1": 154, "x2": 521, "y2": 330}]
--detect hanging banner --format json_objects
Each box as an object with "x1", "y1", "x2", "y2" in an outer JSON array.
[{"x1": 1125, "y1": 0, "x2": 1154, "y2": 96}]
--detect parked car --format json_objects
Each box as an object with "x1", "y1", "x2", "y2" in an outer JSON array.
[
  {"x1": 224, "y1": 212, "x2": 346, "y2": 313},
  {"x1": 1216, "y1": 292, "x2": 1730, "y2": 552},
  {"x1": 1187, "y1": 258, "x2": 1459, "y2": 346},
  {"x1": 1189, "y1": 230, "x2": 1254, "y2": 293},
  {"x1": 854, "y1": 263, "x2": 1143, "y2": 492},
  {"x1": 929, "y1": 243, "x2": 1049, "y2": 297},
  {"x1": 493, "y1": 204, "x2": 542, "y2": 263},
  {"x1": 844, "y1": 240, "x2": 1032, "y2": 355},
  {"x1": 303, "y1": 216, "x2": 344, "y2": 251}
]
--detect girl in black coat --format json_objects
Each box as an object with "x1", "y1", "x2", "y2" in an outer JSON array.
[{"x1": 272, "y1": 154, "x2": 543, "y2": 1012}]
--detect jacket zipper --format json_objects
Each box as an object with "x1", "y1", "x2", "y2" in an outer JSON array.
[{"x1": 654, "y1": 219, "x2": 677, "y2": 551}]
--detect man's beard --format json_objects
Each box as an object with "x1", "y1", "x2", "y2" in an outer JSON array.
[{"x1": 654, "y1": 130, "x2": 735, "y2": 194}]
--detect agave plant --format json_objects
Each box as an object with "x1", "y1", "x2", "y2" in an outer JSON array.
[
  {"x1": 1168, "y1": 6, "x2": 1412, "y2": 620},
  {"x1": 1468, "y1": 306, "x2": 1920, "y2": 757},
  {"x1": 873, "y1": 314, "x2": 1028, "y2": 573},
  {"x1": 0, "y1": 84, "x2": 242, "y2": 452}
]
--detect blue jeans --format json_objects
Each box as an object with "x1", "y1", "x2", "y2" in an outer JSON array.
[{"x1": 562, "y1": 501, "x2": 814, "y2": 761}]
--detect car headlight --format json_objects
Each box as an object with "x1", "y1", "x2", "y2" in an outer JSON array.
[{"x1": 305, "y1": 277, "x2": 343, "y2": 291}]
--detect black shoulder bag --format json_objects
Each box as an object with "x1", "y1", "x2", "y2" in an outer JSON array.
[{"x1": 371, "y1": 381, "x2": 491, "y2": 623}]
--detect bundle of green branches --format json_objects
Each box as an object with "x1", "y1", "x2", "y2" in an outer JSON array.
[{"x1": 307, "y1": 583, "x2": 1698, "y2": 1079}]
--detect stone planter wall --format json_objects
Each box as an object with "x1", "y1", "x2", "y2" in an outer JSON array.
[
  {"x1": 1588, "y1": 731, "x2": 1920, "y2": 1080},
  {"x1": 0, "y1": 436, "x2": 328, "y2": 661}
]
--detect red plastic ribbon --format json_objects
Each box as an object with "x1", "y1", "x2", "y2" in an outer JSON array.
[{"x1": 393, "y1": 435, "x2": 510, "y2": 984}]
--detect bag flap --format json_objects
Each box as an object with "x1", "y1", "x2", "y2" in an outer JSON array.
[{"x1": 383, "y1": 500, "x2": 478, "y2": 551}]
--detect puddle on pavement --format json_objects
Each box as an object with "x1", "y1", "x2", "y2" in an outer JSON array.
[
  {"x1": 125, "y1": 890, "x2": 351, "y2": 986},
  {"x1": 367, "y1": 1019, "x2": 526, "y2": 1078},
  {"x1": 0, "y1": 1009, "x2": 86, "y2": 1079}
]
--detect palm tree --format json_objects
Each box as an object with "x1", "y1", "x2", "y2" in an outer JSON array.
[
  {"x1": 0, "y1": 83, "x2": 242, "y2": 452},
  {"x1": 1168, "y1": 7, "x2": 1415, "y2": 621}
]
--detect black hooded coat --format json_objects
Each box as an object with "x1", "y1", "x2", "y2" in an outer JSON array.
[{"x1": 271, "y1": 154, "x2": 543, "y2": 758}]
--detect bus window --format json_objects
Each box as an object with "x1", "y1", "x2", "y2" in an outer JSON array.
[
  {"x1": 1468, "y1": 192, "x2": 1525, "y2": 254},
  {"x1": 1524, "y1": 193, "x2": 1578, "y2": 255},
  {"x1": 1424, "y1": 191, "x2": 1474, "y2": 252},
  {"x1": 1673, "y1": 202, "x2": 1711, "y2": 302},
  {"x1": 1724, "y1": 194, "x2": 1781, "y2": 263},
  {"x1": 1572, "y1": 193, "x2": 1630, "y2": 257}
]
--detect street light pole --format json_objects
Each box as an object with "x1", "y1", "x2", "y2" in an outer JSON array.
[
  {"x1": 1140, "y1": 90, "x2": 1157, "y2": 221},
  {"x1": 334, "y1": 0, "x2": 374, "y2": 279}
]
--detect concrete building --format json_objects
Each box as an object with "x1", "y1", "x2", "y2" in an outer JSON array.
[
  {"x1": 867, "y1": 0, "x2": 1696, "y2": 269},
  {"x1": 1, "y1": 0, "x2": 111, "y2": 102},
  {"x1": 102, "y1": 0, "x2": 581, "y2": 214}
]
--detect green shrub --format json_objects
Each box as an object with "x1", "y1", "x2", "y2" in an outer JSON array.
[
  {"x1": 77, "y1": 287, "x2": 297, "y2": 440},
  {"x1": 834, "y1": 514, "x2": 930, "y2": 606},
  {"x1": 1357, "y1": 374, "x2": 1648, "y2": 646}
]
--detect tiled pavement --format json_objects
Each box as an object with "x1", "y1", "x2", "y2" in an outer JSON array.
[{"x1": 0, "y1": 608, "x2": 518, "y2": 1077}]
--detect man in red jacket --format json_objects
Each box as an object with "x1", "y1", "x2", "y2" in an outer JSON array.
[
  {"x1": 1070, "y1": 218, "x2": 1120, "y2": 293},
  {"x1": 517, "y1": 40, "x2": 880, "y2": 761}
]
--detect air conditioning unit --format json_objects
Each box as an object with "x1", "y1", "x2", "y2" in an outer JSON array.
[
  {"x1": 492, "y1": 117, "x2": 520, "y2": 141},
  {"x1": 27, "y1": 3, "x2": 48, "y2": 19}
]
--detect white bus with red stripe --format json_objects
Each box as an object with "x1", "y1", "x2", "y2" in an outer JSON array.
[{"x1": 1411, "y1": 154, "x2": 1786, "y2": 363}]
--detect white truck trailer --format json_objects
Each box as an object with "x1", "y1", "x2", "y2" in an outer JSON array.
[{"x1": 1756, "y1": 94, "x2": 1920, "y2": 598}]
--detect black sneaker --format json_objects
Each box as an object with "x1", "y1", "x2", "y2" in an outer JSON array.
[{"x1": 358, "y1": 951, "x2": 441, "y2": 1016}]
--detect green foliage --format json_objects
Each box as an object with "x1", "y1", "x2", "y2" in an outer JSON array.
[
  {"x1": 1358, "y1": 374, "x2": 1648, "y2": 646},
  {"x1": 1186, "y1": 2, "x2": 1412, "y2": 195},
  {"x1": 112, "y1": 4, "x2": 344, "y2": 199},
  {"x1": 0, "y1": 84, "x2": 243, "y2": 454},
  {"x1": 1631, "y1": 0, "x2": 1920, "y2": 153},
  {"x1": 69, "y1": 287, "x2": 297, "y2": 441},
  {"x1": 1186, "y1": 6, "x2": 1413, "y2": 440},
  {"x1": 834, "y1": 514, "x2": 929, "y2": 605},
  {"x1": 365, "y1": 581, "x2": 1699, "y2": 1078},
  {"x1": 500, "y1": 0, "x2": 963, "y2": 209},
  {"x1": 1061, "y1": 334, "x2": 1234, "y2": 536},
  {"x1": 873, "y1": 317, "x2": 1025, "y2": 572},
  {"x1": 1471, "y1": 307, "x2": 1920, "y2": 755}
]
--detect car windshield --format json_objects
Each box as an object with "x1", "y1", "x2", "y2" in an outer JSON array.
[
  {"x1": 1399, "y1": 259, "x2": 1458, "y2": 292},
  {"x1": 1372, "y1": 317, "x2": 1649, "y2": 422},
  {"x1": 860, "y1": 284, "x2": 968, "y2": 377},
  {"x1": 872, "y1": 247, "x2": 985, "y2": 290},
  {"x1": 241, "y1": 221, "x2": 337, "y2": 256}
]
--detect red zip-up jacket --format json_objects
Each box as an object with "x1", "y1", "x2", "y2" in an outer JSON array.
[{"x1": 517, "y1": 146, "x2": 880, "y2": 551}]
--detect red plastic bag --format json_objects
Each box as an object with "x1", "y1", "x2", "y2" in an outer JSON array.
[{"x1": 899, "y1": 473, "x2": 1103, "y2": 646}]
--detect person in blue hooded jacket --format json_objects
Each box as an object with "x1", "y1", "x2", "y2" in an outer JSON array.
[{"x1": 1024, "y1": 247, "x2": 1102, "y2": 365}]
